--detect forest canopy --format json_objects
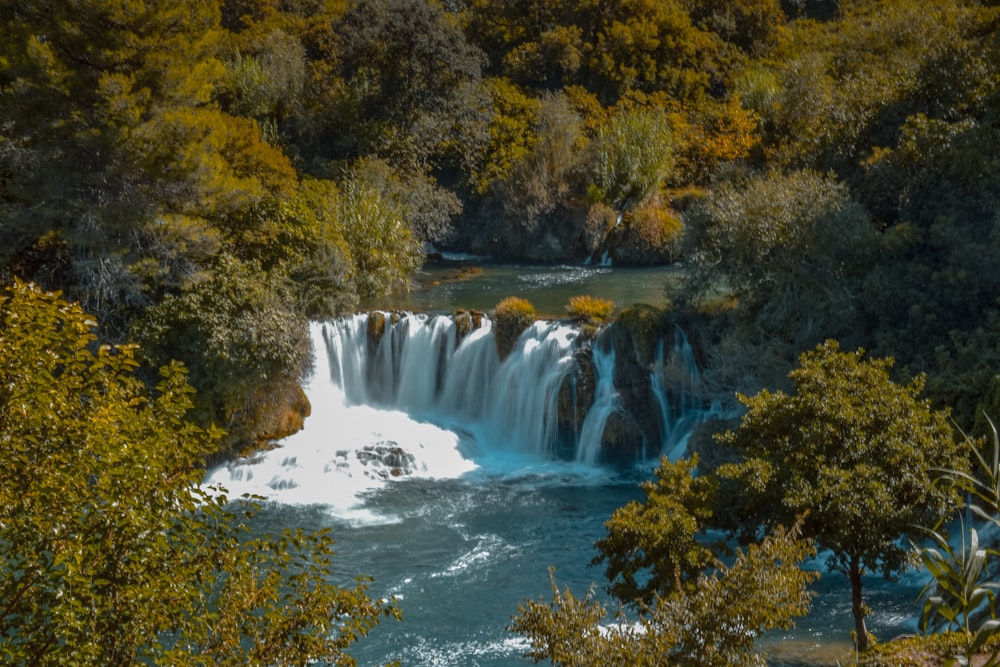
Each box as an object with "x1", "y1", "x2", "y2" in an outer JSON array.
[{"x1": 2, "y1": 0, "x2": 999, "y2": 441}]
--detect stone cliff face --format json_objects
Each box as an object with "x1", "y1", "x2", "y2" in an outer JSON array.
[{"x1": 554, "y1": 306, "x2": 672, "y2": 464}]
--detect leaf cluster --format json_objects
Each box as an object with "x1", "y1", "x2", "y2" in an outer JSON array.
[
  {"x1": 511, "y1": 522, "x2": 817, "y2": 667},
  {"x1": 0, "y1": 281, "x2": 398, "y2": 666}
]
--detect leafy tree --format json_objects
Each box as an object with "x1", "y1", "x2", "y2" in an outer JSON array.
[
  {"x1": 329, "y1": 0, "x2": 488, "y2": 172},
  {"x1": 716, "y1": 340, "x2": 967, "y2": 652},
  {"x1": 336, "y1": 170, "x2": 425, "y2": 298},
  {"x1": 589, "y1": 107, "x2": 674, "y2": 210},
  {"x1": 466, "y1": 77, "x2": 541, "y2": 194},
  {"x1": 511, "y1": 522, "x2": 816, "y2": 667},
  {"x1": 465, "y1": 0, "x2": 724, "y2": 104},
  {"x1": 682, "y1": 0, "x2": 786, "y2": 55},
  {"x1": 136, "y1": 255, "x2": 312, "y2": 448},
  {"x1": 0, "y1": 280, "x2": 398, "y2": 666},
  {"x1": 678, "y1": 169, "x2": 872, "y2": 392},
  {"x1": 477, "y1": 90, "x2": 590, "y2": 258},
  {"x1": 592, "y1": 456, "x2": 719, "y2": 607}
]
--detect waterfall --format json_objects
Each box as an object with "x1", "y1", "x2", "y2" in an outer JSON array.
[
  {"x1": 650, "y1": 326, "x2": 722, "y2": 460},
  {"x1": 205, "y1": 313, "x2": 723, "y2": 511},
  {"x1": 323, "y1": 313, "x2": 580, "y2": 458},
  {"x1": 575, "y1": 342, "x2": 618, "y2": 465}
]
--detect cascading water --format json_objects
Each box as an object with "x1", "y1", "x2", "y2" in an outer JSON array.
[
  {"x1": 650, "y1": 325, "x2": 724, "y2": 460},
  {"x1": 206, "y1": 313, "x2": 591, "y2": 514},
  {"x1": 205, "y1": 305, "x2": 923, "y2": 665},
  {"x1": 575, "y1": 342, "x2": 618, "y2": 465}
]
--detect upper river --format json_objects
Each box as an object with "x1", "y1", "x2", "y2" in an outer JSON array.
[{"x1": 206, "y1": 259, "x2": 927, "y2": 666}]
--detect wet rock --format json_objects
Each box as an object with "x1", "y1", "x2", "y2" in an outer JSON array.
[
  {"x1": 600, "y1": 411, "x2": 646, "y2": 465},
  {"x1": 253, "y1": 382, "x2": 311, "y2": 443},
  {"x1": 356, "y1": 441, "x2": 417, "y2": 478},
  {"x1": 556, "y1": 349, "x2": 597, "y2": 459},
  {"x1": 367, "y1": 312, "x2": 387, "y2": 348}
]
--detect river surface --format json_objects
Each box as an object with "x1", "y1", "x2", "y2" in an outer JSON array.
[
  {"x1": 207, "y1": 259, "x2": 928, "y2": 666},
  {"x1": 364, "y1": 258, "x2": 679, "y2": 316}
]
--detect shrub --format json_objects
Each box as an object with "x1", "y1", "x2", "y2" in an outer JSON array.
[
  {"x1": 493, "y1": 296, "x2": 537, "y2": 361},
  {"x1": 566, "y1": 295, "x2": 614, "y2": 326}
]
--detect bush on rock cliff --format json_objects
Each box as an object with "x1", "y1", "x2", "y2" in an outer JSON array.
[{"x1": 493, "y1": 296, "x2": 537, "y2": 361}]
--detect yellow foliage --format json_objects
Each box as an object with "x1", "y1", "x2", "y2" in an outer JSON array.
[
  {"x1": 565, "y1": 295, "x2": 614, "y2": 324},
  {"x1": 495, "y1": 295, "x2": 537, "y2": 320},
  {"x1": 669, "y1": 97, "x2": 761, "y2": 185}
]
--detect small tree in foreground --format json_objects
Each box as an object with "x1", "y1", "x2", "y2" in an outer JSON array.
[
  {"x1": 717, "y1": 340, "x2": 966, "y2": 653},
  {"x1": 592, "y1": 456, "x2": 719, "y2": 607},
  {"x1": 0, "y1": 280, "x2": 399, "y2": 666},
  {"x1": 511, "y1": 523, "x2": 817, "y2": 667}
]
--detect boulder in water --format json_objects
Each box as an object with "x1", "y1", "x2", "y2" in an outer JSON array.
[{"x1": 356, "y1": 441, "x2": 417, "y2": 478}]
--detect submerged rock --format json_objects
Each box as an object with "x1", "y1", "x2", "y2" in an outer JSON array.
[{"x1": 356, "y1": 441, "x2": 417, "y2": 478}]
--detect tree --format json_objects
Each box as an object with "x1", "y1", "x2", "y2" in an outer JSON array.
[
  {"x1": 136, "y1": 254, "x2": 313, "y2": 448},
  {"x1": 678, "y1": 169, "x2": 873, "y2": 394},
  {"x1": 589, "y1": 107, "x2": 674, "y2": 210},
  {"x1": 511, "y1": 523, "x2": 816, "y2": 667},
  {"x1": 592, "y1": 456, "x2": 719, "y2": 607},
  {"x1": 329, "y1": 0, "x2": 488, "y2": 172},
  {"x1": 716, "y1": 339, "x2": 967, "y2": 652},
  {"x1": 0, "y1": 280, "x2": 398, "y2": 666}
]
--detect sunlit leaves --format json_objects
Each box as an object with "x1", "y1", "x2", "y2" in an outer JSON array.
[
  {"x1": 593, "y1": 456, "x2": 718, "y2": 607},
  {"x1": 511, "y1": 523, "x2": 817, "y2": 667},
  {"x1": 0, "y1": 281, "x2": 398, "y2": 666},
  {"x1": 590, "y1": 108, "x2": 674, "y2": 210},
  {"x1": 717, "y1": 339, "x2": 966, "y2": 650}
]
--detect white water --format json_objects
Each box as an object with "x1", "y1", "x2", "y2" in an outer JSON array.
[
  {"x1": 576, "y1": 342, "x2": 618, "y2": 465},
  {"x1": 205, "y1": 308, "x2": 927, "y2": 665},
  {"x1": 206, "y1": 314, "x2": 591, "y2": 518}
]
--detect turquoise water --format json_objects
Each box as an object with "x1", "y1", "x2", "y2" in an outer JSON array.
[{"x1": 223, "y1": 261, "x2": 927, "y2": 666}]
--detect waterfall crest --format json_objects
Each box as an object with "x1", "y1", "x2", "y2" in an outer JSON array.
[
  {"x1": 206, "y1": 312, "x2": 720, "y2": 511},
  {"x1": 324, "y1": 314, "x2": 580, "y2": 459}
]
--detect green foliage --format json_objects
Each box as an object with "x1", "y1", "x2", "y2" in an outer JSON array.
[
  {"x1": 717, "y1": 339, "x2": 967, "y2": 652},
  {"x1": 590, "y1": 108, "x2": 674, "y2": 210},
  {"x1": 465, "y1": 0, "x2": 725, "y2": 104},
  {"x1": 467, "y1": 77, "x2": 541, "y2": 194},
  {"x1": 592, "y1": 456, "x2": 719, "y2": 606},
  {"x1": 918, "y1": 525, "x2": 1000, "y2": 666},
  {"x1": 137, "y1": 255, "x2": 312, "y2": 447},
  {"x1": 511, "y1": 523, "x2": 817, "y2": 667},
  {"x1": 918, "y1": 417, "x2": 1000, "y2": 665},
  {"x1": 0, "y1": 280, "x2": 398, "y2": 666},
  {"x1": 336, "y1": 170, "x2": 425, "y2": 298},
  {"x1": 347, "y1": 157, "x2": 462, "y2": 248},
  {"x1": 682, "y1": 0, "x2": 785, "y2": 55},
  {"x1": 493, "y1": 91, "x2": 589, "y2": 230},
  {"x1": 329, "y1": 0, "x2": 488, "y2": 172},
  {"x1": 493, "y1": 296, "x2": 537, "y2": 361},
  {"x1": 679, "y1": 169, "x2": 873, "y2": 392}
]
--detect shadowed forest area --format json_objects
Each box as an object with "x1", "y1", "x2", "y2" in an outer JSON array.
[{"x1": 3, "y1": 0, "x2": 999, "y2": 449}]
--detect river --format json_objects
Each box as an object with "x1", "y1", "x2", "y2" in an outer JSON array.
[{"x1": 206, "y1": 260, "x2": 927, "y2": 666}]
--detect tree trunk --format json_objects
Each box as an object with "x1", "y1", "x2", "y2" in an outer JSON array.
[{"x1": 849, "y1": 559, "x2": 869, "y2": 653}]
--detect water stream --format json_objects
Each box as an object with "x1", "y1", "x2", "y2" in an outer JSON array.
[{"x1": 206, "y1": 263, "x2": 927, "y2": 666}]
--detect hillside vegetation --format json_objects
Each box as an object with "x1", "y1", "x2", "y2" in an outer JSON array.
[{"x1": 2, "y1": 0, "x2": 999, "y2": 442}]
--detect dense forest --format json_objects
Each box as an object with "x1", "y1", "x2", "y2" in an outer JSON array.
[
  {"x1": 3, "y1": 0, "x2": 1000, "y2": 663},
  {"x1": 3, "y1": 0, "x2": 999, "y2": 449}
]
